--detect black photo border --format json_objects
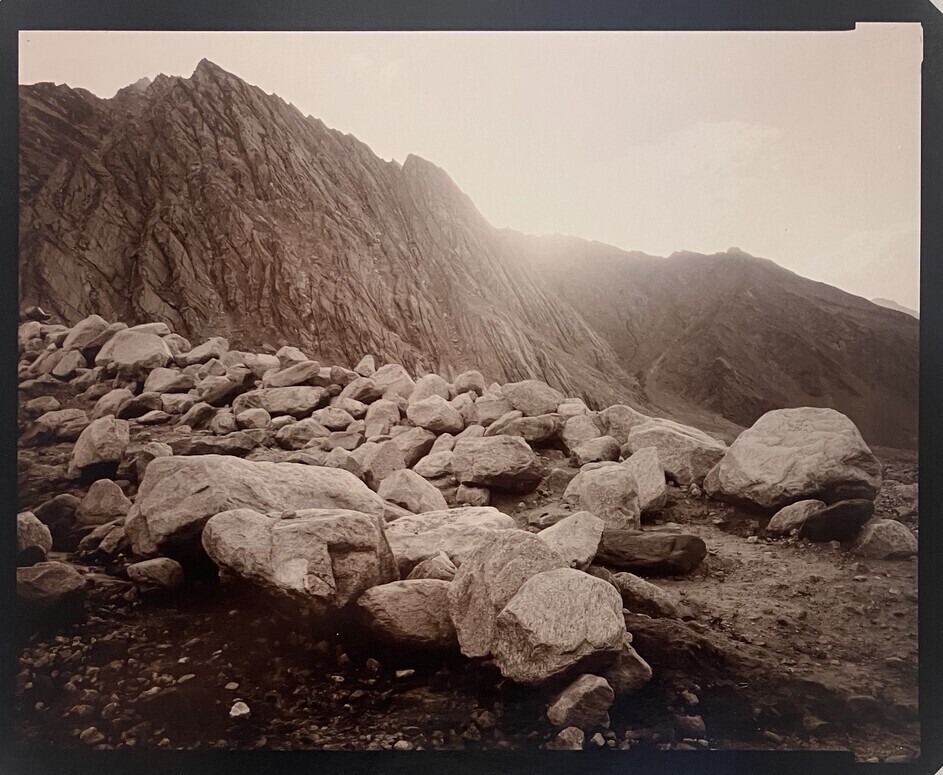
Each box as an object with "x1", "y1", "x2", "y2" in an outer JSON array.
[{"x1": 0, "y1": 1, "x2": 940, "y2": 774}]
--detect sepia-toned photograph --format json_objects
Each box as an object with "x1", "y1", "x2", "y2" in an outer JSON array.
[{"x1": 14, "y1": 27, "x2": 921, "y2": 760}]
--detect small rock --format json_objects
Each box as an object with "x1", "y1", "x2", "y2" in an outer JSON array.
[{"x1": 229, "y1": 701, "x2": 251, "y2": 719}]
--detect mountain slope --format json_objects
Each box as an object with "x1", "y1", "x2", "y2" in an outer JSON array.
[
  {"x1": 510, "y1": 235, "x2": 918, "y2": 448},
  {"x1": 18, "y1": 60, "x2": 644, "y2": 409}
]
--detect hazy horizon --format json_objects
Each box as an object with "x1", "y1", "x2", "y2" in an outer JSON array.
[{"x1": 19, "y1": 27, "x2": 922, "y2": 310}]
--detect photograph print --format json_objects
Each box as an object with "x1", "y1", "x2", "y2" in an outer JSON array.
[{"x1": 14, "y1": 26, "x2": 921, "y2": 761}]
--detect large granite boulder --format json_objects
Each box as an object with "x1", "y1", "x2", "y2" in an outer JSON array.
[
  {"x1": 371, "y1": 363, "x2": 416, "y2": 400},
  {"x1": 355, "y1": 579, "x2": 456, "y2": 650},
  {"x1": 625, "y1": 418, "x2": 726, "y2": 486},
  {"x1": 564, "y1": 466, "x2": 641, "y2": 530},
  {"x1": 451, "y1": 436, "x2": 542, "y2": 493},
  {"x1": 491, "y1": 568, "x2": 625, "y2": 684},
  {"x1": 383, "y1": 507, "x2": 516, "y2": 574},
  {"x1": 448, "y1": 531, "x2": 567, "y2": 658},
  {"x1": 126, "y1": 455, "x2": 385, "y2": 559},
  {"x1": 561, "y1": 414, "x2": 603, "y2": 454},
  {"x1": 704, "y1": 408, "x2": 882, "y2": 509},
  {"x1": 203, "y1": 507, "x2": 397, "y2": 614},
  {"x1": 537, "y1": 511, "x2": 605, "y2": 570}
]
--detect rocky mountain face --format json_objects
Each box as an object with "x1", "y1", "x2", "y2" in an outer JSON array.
[
  {"x1": 510, "y1": 236, "x2": 919, "y2": 449},
  {"x1": 19, "y1": 59, "x2": 643, "y2": 411},
  {"x1": 872, "y1": 298, "x2": 919, "y2": 319},
  {"x1": 20, "y1": 61, "x2": 918, "y2": 448}
]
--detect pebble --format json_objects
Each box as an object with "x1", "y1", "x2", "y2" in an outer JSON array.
[
  {"x1": 225, "y1": 682, "x2": 239, "y2": 690},
  {"x1": 393, "y1": 740, "x2": 413, "y2": 751},
  {"x1": 590, "y1": 732, "x2": 606, "y2": 747},
  {"x1": 229, "y1": 701, "x2": 251, "y2": 720},
  {"x1": 79, "y1": 727, "x2": 105, "y2": 745},
  {"x1": 395, "y1": 669, "x2": 415, "y2": 679}
]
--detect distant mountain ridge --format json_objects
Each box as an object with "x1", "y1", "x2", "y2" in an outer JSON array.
[
  {"x1": 509, "y1": 235, "x2": 918, "y2": 448},
  {"x1": 18, "y1": 61, "x2": 918, "y2": 447},
  {"x1": 872, "y1": 297, "x2": 919, "y2": 319}
]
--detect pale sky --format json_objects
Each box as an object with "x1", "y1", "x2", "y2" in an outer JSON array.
[{"x1": 19, "y1": 26, "x2": 922, "y2": 309}]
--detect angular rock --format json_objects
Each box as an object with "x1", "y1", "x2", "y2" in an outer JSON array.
[
  {"x1": 202, "y1": 507, "x2": 397, "y2": 613},
  {"x1": 177, "y1": 401, "x2": 216, "y2": 430},
  {"x1": 354, "y1": 354, "x2": 376, "y2": 377},
  {"x1": 355, "y1": 579, "x2": 456, "y2": 649},
  {"x1": 176, "y1": 337, "x2": 229, "y2": 367},
  {"x1": 275, "y1": 345, "x2": 307, "y2": 368},
  {"x1": 378, "y1": 469, "x2": 449, "y2": 514},
  {"x1": 607, "y1": 571, "x2": 680, "y2": 618},
  {"x1": 766, "y1": 499, "x2": 827, "y2": 537},
  {"x1": 852, "y1": 519, "x2": 918, "y2": 559},
  {"x1": 371, "y1": 363, "x2": 416, "y2": 399},
  {"x1": 143, "y1": 367, "x2": 196, "y2": 394},
  {"x1": 474, "y1": 396, "x2": 514, "y2": 427},
  {"x1": 17, "y1": 511, "x2": 53, "y2": 564},
  {"x1": 340, "y1": 377, "x2": 384, "y2": 404},
  {"x1": 546, "y1": 674, "x2": 614, "y2": 728},
  {"x1": 452, "y1": 436, "x2": 542, "y2": 493},
  {"x1": 621, "y1": 446, "x2": 668, "y2": 512},
  {"x1": 409, "y1": 373, "x2": 452, "y2": 404},
  {"x1": 491, "y1": 568, "x2": 625, "y2": 684},
  {"x1": 572, "y1": 435, "x2": 621, "y2": 465},
  {"x1": 115, "y1": 391, "x2": 162, "y2": 420},
  {"x1": 310, "y1": 406, "x2": 354, "y2": 431},
  {"x1": 127, "y1": 557, "x2": 185, "y2": 590},
  {"x1": 126, "y1": 454, "x2": 385, "y2": 559},
  {"x1": 405, "y1": 551, "x2": 457, "y2": 581},
  {"x1": 235, "y1": 407, "x2": 272, "y2": 430},
  {"x1": 449, "y1": 530, "x2": 567, "y2": 658},
  {"x1": 384, "y1": 507, "x2": 516, "y2": 574},
  {"x1": 261, "y1": 360, "x2": 321, "y2": 388},
  {"x1": 799, "y1": 499, "x2": 876, "y2": 542},
  {"x1": 537, "y1": 511, "x2": 605, "y2": 570},
  {"x1": 357, "y1": 440, "x2": 407, "y2": 491},
  {"x1": 456, "y1": 484, "x2": 490, "y2": 507},
  {"x1": 704, "y1": 408, "x2": 882, "y2": 509},
  {"x1": 567, "y1": 466, "x2": 641, "y2": 530},
  {"x1": 503, "y1": 380, "x2": 565, "y2": 417},
  {"x1": 406, "y1": 395, "x2": 464, "y2": 434},
  {"x1": 413, "y1": 451, "x2": 454, "y2": 479},
  {"x1": 233, "y1": 387, "x2": 327, "y2": 419},
  {"x1": 61, "y1": 314, "x2": 110, "y2": 351},
  {"x1": 51, "y1": 349, "x2": 87, "y2": 379},
  {"x1": 274, "y1": 418, "x2": 330, "y2": 450},
  {"x1": 596, "y1": 530, "x2": 707, "y2": 576},
  {"x1": 562, "y1": 414, "x2": 602, "y2": 453},
  {"x1": 501, "y1": 414, "x2": 564, "y2": 446},
  {"x1": 68, "y1": 416, "x2": 130, "y2": 479},
  {"x1": 95, "y1": 330, "x2": 172, "y2": 378},
  {"x1": 76, "y1": 479, "x2": 132, "y2": 526},
  {"x1": 546, "y1": 727, "x2": 585, "y2": 751},
  {"x1": 16, "y1": 561, "x2": 86, "y2": 609},
  {"x1": 626, "y1": 419, "x2": 726, "y2": 486},
  {"x1": 600, "y1": 634, "x2": 653, "y2": 695},
  {"x1": 454, "y1": 370, "x2": 486, "y2": 396},
  {"x1": 598, "y1": 404, "x2": 650, "y2": 445},
  {"x1": 27, "y1": 408, "x2": 90, "y2": 443}
]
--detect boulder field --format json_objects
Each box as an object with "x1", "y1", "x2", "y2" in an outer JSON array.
[{"x1": 14, "y1": 312, "x2": 918, "y2": 753}]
